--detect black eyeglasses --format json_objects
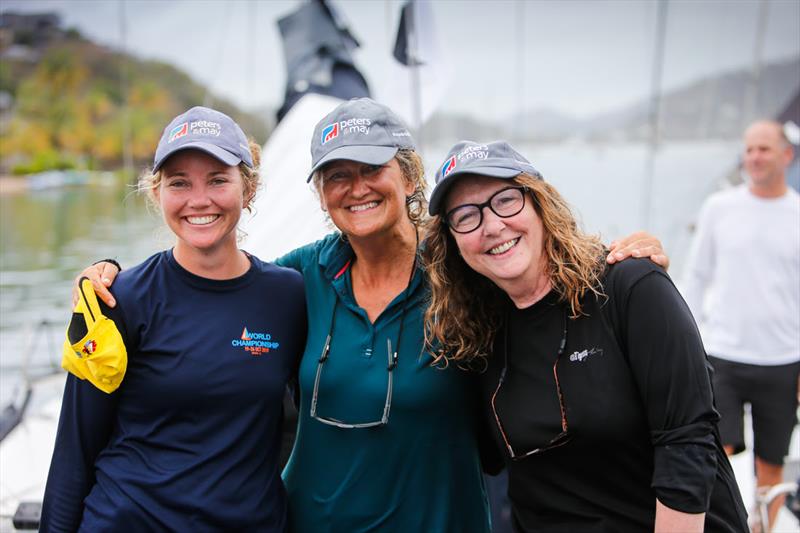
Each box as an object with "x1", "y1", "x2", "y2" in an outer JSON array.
[
  {"x1": 310, "y1": 254, "x2": 416, "y2": 429},
  {"x1": 492, "y1": 308, "x2": 570, "y2": 460},
  {"x1": 445, "y1": 186, "x2": 528, "y2": 234}
]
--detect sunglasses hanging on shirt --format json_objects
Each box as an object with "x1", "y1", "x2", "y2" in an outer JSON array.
[{"x1": 310, "y1": 250, "x2": 418, "y2": 429}]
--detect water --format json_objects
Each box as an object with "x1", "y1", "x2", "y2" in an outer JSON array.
[{"x1": 0, "y1": 182, "x2": 163, "y2": 404}]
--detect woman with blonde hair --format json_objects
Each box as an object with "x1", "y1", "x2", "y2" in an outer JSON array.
[
  {"x1": 423, "y1": 140, "x2": 749, "y2": 532},
  {"x1": 41, "y1": 106, "x2": 307, "y2": 531}
]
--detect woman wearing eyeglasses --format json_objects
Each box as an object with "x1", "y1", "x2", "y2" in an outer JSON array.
[
  {"x1": 76, "y1": 100, "x2": 668, "y2": 532},
  {"x1": 423, "y1": 140, "x2": 749, "y2": 532}
]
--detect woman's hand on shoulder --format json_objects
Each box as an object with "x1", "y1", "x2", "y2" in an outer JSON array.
[
  {"x1": 72, "y1": 262, "x2": 120, "y2": 308},
  {"x1": 606, "y1": 231, "x2": 670, "y2": 271}
]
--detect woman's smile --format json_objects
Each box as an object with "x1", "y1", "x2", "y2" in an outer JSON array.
[
  {"x1": 185, "y1": 214, "x2": 221, "y2": 225},
  {"x1": 487, "y1": 237, "x2": 520, "y2": 255},
  {"x1": 348, "y1": 200, "x2": 380, "y2": 213}
]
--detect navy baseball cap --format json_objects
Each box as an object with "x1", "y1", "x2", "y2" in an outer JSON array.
[
  {"x1": 153, "y1": 106, "x2": 253, "y2": 171},
  {"x1": 307, "y1": 98, "x2": 416, "y2": 182},
  {"x1": 428, "y1": 140, "x2": 542, "y2": 215}
]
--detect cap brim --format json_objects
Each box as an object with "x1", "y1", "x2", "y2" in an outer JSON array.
[
  {"x1": 153, "y1": 141, "x2": 243, "y2": 172},
  {"x1": 428, "y1": 167, "x2": 521, "y2": 215},
  {"x1": 306, "y1": 145, "x2": 399, "y2": 182}
]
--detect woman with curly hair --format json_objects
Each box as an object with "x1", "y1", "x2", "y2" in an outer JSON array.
[{"x1": 423, "y1": 140, "x2": 749, "y2": 532}]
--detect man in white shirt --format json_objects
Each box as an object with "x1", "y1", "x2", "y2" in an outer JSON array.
[{"x1": 683, "y1": 119, "x2": 800, "y2": 531}]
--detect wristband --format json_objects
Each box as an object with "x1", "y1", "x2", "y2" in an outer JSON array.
[{"x1": 93, "y1": 258, "x2": 122, "y2": 273}]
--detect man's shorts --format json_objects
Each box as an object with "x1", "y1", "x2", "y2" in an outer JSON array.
[{"x1": 708, "y1": 356, "x2": 800, "y2": 466}]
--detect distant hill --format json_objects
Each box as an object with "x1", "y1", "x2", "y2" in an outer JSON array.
[
  {"x1": 424, "y1": 57, "x2": 800, "y2": 144},
  {"x1": 583, "y1": 58, "x2": 800, "y2": 141},
  {"x1": 0, "y1": 12, "x2": 270, "y2": 175}
]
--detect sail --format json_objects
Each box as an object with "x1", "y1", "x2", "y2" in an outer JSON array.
[
  {"x1": 241, "y1": 93, "x2": 343, "y2": 261},
  {"x1": 241, "y1": 0, "x2": 373, "y2": 260},
  {"x1": 275, "y1": 0, "x2": 369, "y2": 123}
]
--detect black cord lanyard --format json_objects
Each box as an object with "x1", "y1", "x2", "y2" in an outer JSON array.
[{"x1": 323, "y1": 244, "x2": 419, "y2": 369}]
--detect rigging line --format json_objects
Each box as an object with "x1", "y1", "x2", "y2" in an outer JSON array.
[
  {"x1": 514, "y1": 0, "x2": 525, "y2": 144},
  {"x1": 118, "y1": 0, "x2": 133, "y2": 177},
  {"x1": 743, "y1": 0, "x2": 770, "y2": 129},
  {"x1": 203, "y1": 1, "x2": 236, "y2": 108},
  {"x1": 698, "y1": 5, "x2": 727, "y2": 138},
  {"x1": 641, "y1": 0, "x2": 668, "y2": 231},
  {"x1": 407, "y1": 1, "x2": 424, "y2": 149},
  {"x1": 247, "y1": 0, "x2": 256, "y2": 106}
]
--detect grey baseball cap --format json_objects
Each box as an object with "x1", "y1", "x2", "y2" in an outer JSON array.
[
  {"x1": 428, "y1": 140, "x2": 542, "y2": 215},
  {"x1": 153, "y1": 106, "x2": 253, "y2": 171},
  {"x1": 307, "y1": 97, "x2": 416, "y2": 182}
]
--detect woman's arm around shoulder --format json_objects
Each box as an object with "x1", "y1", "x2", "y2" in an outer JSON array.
[{"x1": 272, "y1": 240, "x2": 320, "y2": 273}]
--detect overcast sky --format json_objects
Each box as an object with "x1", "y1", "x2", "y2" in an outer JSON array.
[{"x1": 3, "y1": 0, "x2": 799, "y2": 120}]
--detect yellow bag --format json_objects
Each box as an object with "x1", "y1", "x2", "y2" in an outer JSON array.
[{"x1": 61, "y1": 277, "x2": 127, "y2": 393}]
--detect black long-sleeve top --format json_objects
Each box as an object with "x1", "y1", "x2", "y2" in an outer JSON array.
[{"x1": 480, "y1": 259, "x2": 748, "y2": 532}]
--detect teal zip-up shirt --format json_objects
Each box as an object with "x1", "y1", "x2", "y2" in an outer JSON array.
[{"x1": 276, "y1": 232, "x2": 491, "y2": 533}]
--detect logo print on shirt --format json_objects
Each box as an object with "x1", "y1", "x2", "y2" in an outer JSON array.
[
  {"x1": 569, "y1": 347, "x2": 603, "y2": 362},
  {"x1": 231, "y1": 326, "x2": 280, "y2": 356}
]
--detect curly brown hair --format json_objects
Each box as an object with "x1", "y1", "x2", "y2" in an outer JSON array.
[
  {"x1": 309, "y1": 148, "x2": 428, "y2": 227},
  {"x1": 422, "y1": 173, "x2": 606, "y2": 367},
  {"x1": 138, "y1": 139, "x2": 262, "y2": 212}
]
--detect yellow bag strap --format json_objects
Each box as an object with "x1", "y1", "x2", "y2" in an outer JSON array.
[{"x1": 77, "y1": 277, "x2": 103, "y2": 328}]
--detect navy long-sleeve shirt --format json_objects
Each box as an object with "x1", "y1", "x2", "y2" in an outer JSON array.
[{"x1": 41, "y1": 250, "x2": 307, "y2": 532}]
